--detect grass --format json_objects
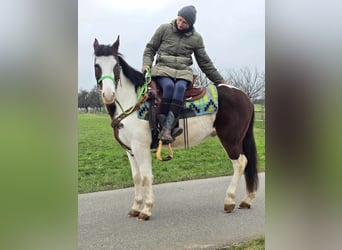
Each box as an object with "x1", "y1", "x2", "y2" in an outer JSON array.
[
  {"x1": 78, "y1": 108, "x2": 265, "y2": 193},
  {"x1": 221, "y1": 237, "x2": 265, "y2": 250}
]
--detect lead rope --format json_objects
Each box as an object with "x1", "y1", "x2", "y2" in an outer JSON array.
[
  {"x1": 114, "y1": 67, "x2": 151, "y2": 116},
  {"x1": 111, "y1": 67, "x2": 152, "y2": 156}
]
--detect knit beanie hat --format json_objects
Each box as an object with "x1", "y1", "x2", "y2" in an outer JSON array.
[{"x1": 177, "y1": 5, "x2": 197, "y2": 27}]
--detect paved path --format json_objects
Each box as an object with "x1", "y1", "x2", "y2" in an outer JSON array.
[{"x1": 78, "y1": 173, "x2": 264, "y2": 250}]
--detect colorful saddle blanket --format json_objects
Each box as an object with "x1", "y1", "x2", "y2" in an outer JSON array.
[{"x1": 137, "y1": 84, "x2": 218, "y2": 120}]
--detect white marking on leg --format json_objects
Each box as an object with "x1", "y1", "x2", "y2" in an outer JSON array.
[
  {"x1": 131, "y1": 147, "x2": 154, "y2": 217},
  {"x1": 240, "y1": 191, "x2": 257, "y2": 206},
  {"x1": 140, "y1": 174, "x2": 154, "y2": 217},
  {"x1": 225, "y1": 154, "x2": 248, "y2": 206},
  {"x1": 129, "y1": 155, "x2": 143, "y2": 212}
]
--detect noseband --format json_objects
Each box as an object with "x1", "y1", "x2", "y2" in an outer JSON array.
[{"x1": 97, "y1": 75, "x2": 116, "y2": 85}]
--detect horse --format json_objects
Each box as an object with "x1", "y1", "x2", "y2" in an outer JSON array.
[{"x1": 93, "y1": 36, "x2": 258, "y2": 221}]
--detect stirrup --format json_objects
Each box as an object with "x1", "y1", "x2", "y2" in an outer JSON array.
[{"x1": 156, "y1": 140, "x2": 173, "y2": 161}]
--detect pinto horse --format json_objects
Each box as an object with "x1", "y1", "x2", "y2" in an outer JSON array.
[{"x1": 93, "y1": 36, "x2": 258, "y2": 221}]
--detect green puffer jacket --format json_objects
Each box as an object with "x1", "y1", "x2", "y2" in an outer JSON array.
[{"x1": 143, "y1": 20, "x2": 224, "y2": 84}]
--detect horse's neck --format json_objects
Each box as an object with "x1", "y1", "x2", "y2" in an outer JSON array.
[{"x1": 115, "y1": 73, "x2": 137, "y2": 114}]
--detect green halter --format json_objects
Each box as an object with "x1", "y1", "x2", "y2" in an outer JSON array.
[{"x1": 97, "y1": 75, "x2": 116, "y2": 85}]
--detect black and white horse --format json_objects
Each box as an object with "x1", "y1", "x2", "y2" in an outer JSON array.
[{"x1": 93, "y1": 36, "x2": 258, "y2": 221}]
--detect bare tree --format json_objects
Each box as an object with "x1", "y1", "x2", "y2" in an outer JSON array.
[
  {"x1": 191, "y1": 60, "x2": 210, "y2": 87},
  {"x1": 186, "y1": 60, "x2": 265, "y2": 102},
  {"x1": 225, "y1": 67, "x2": 265, "y2": 102}
]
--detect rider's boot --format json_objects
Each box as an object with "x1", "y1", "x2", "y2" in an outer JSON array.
[
  {"x1": 160, "y1": 111, "x2": 177, "y2": 144},
  {"x1": 169, "y1": 99, "x2": 183, "y2": 140},
  {"x1": 158, "y1": 114, "x2": 167, "y2": 140}
]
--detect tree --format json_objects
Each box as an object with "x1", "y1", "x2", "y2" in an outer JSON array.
[
  {"x1": 192, "y1": 62, "x2": 265, "y2": 102},
  {"x1": 78, "y1": 89, "x2": 89, "y2": 112},
  {"x1": 86, "y1": 86, "x2": 103, "y2": 112},
  {"x1": 78, "y1": 86, "x2": 103, "y2": 112},
  {"x1": 192, "y1": 65, "x2": 210, "y2": 86},
  {"x1": 225, "y1": 67, "x2": 265, "y2": 102},
  {"x1": 192, "y1": 62, "x2": 210, "y2": 86}
]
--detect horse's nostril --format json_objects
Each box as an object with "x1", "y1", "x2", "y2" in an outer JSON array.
[{"x1": 102, "y1": 92, "x2": 115, "y2": 102}]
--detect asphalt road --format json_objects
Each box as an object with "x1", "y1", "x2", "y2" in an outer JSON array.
[{"x1": 78, "y1": 173, "x2": 264, "y2": 250}]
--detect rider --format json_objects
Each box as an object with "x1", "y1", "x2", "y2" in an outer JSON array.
[{"x1": 142, "y1": 5, "x2": 225, "y2": 144}]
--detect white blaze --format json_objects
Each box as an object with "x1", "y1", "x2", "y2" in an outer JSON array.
[{"x1": 96, "y1": 56, "x2": 117, "y2": 104}]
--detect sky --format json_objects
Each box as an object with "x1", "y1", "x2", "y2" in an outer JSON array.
[{"x1": 78, "y1": 0, "x2": 265, "y2": 90}]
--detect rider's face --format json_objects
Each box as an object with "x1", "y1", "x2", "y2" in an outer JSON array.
[{"x1": 176, "y1": 16, "x2": 190, "y2": 30}]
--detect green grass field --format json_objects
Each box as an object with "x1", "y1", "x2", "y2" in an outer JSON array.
[{"x1": 78, "y1": 107, "x2": 265, "y2": 193}]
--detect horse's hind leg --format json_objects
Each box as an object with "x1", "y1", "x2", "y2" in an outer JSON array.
[
  {"x1": 224, "y1": 154, "x2": 257, "y2": 211},
  {"x1": 224, "y1": 154, "x2": 247, "y2": 213},
  {"x1": 216, "y1": 86, "x2": 258, "y2": 212},
  {"x1": 239, "y1": 191, "x2": 257, "y2": 209}
]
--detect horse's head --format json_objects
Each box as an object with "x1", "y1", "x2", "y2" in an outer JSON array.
[{"x1": 93, "y1": 36, "x2": 121, "y2": 104}]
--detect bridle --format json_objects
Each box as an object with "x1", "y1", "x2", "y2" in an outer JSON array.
[
  {"x1": 101, "y1": 66, "x2": 152, "y2": 157},
  {"x1": 96, "y1": 57, "x2": 121, "y2": 88}
]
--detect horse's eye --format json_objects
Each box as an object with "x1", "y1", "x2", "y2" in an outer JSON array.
[{"x1": 95, "y1": 65, "x2": 101, "y2": 80}]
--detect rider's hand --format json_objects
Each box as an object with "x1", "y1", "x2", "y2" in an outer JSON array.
[{"x1": 141, "y1": 65, "x2": 149, "y2": 74}]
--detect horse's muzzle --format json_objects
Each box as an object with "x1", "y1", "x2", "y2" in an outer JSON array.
[{"x1": 102, "y1": 91, "x2": 115, "y2": 104}]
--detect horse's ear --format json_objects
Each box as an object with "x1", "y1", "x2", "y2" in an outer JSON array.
[
  {"x1": 93, "y1": 38, "x2": 100, "y2": 50},
  {"x1": 112, "y1": 35, "x2": 120, "y2": 54}
]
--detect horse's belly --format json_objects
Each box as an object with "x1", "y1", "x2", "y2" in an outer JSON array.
[{"x1": 172, "y1": 114, "x2": 216, "y2": 148}]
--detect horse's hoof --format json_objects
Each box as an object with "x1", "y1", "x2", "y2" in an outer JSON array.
[
  {"x1": 128, "y1": 209, "x2": 140, "y2": 217},
  {"x1": 239, "y1": 201, "x2": 251, "y2": 209},
  {"x1": 224, "y1": 204, "x2": 235, "y2": 213},
  {"x1": 137, "y1": 213, "x2": 150, "y2": 221}
]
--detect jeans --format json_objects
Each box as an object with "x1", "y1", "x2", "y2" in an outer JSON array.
[{"x1": 157, "y1": 77, "x2": 189, "y2": 102}]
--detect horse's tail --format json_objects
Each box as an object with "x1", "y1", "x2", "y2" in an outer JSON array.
[{"x1": 243, "y1": 108, "x2": 259, "y2": 193}]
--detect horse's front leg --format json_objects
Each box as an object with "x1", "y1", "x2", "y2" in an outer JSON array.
[
  {"x1": 224, "y1": 154, "x2": 247, "y2": 213},
  {"x1": 127, "y1": 153, "x2": 143, "y2": 217},
  {"x1": 128, "y1": 145, "x2": 154, "y2": 221},
  {"x1": 136, "y1": 148, "x2": 154, "y2": 221}
]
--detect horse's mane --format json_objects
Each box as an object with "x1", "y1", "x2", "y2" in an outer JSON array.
[{"x1": 118, "y1": 56, "x2": 145, "y2": 89}]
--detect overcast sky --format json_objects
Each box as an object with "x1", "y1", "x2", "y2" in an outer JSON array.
[{"x1": 79, "y1": 0, "x2": 264, "y2": 90}]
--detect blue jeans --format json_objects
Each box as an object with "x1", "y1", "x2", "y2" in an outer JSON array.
[
  {"x1": 157, "y1": 77, "x2": 189, "y2": 102},
  {"x1": 157, "y1": 77, "x2": 189, "y2": 116}
]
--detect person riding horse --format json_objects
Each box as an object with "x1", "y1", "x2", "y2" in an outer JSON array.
[{"x1": 142, "y1": 5, "x2": 226, "y2": 144}]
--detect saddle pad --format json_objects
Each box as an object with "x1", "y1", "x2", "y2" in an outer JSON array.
[{"x1": 137, "y1": 84, "x2": 218, "y2": 120}]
